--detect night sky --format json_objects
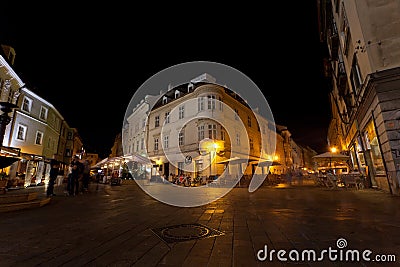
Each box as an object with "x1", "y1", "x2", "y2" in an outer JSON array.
[{"x1": 0, "y1": 2, "x2": 331, "y2": 159}]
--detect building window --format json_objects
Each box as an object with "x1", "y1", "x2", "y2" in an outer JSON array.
[
  {"x1": 221, "y1": 130, "x2": 225, "y2": 141},
  {"x1": 154, "y1": 138, "x2": 159, "y2": 151},
  {"x1": 208, "y1": 124, "x2": 217, "y2": 139},
  {"x1": 163, "y1": 135, "x2": 169, "y2": 149},
  {"x1": 198, "y1": 125, "x2": 205, "y2": 141},
  {"x1": 262, "y1": 124, "x2": 267, "y2": 134},
  {"x1": 136, "y1": 140, "x2": 140, "y2": 152},
  {"x1": 141, "y1": 138, "x2": 144, "y2": 150},
  {"x1": 234, "y1": 108, "x2": 239, "y2": 120},
  {"x1": 162, "y1": 96, "x2": 168, "y2": 104},
  {"x1": 178, "y1": 162, "x2": 184, "y2": 175},
  {"x1": 142, "y1": 118, "x2": 146, "y2": 128},
  {"x1": 350, "y1": 56, "x2": 362, "y2": 94},
  {"x1": 249, "y1": 138, "x2": 254, "y2": 150},
  {"x1": 218, "y1": 97, "x2": 223, "y2": 111},
  {"x1": 22, "y1": 97, "x2": 32, "y2": 113},
  {"x1": 236, "y1": 133, "x2": 240, "y2": 146},
  {"x1": 175, "y1": 90, "x2": 180, "y2": 98},
  {"x1": 35, "y1": 131, "x2": 43, "y2": 145},
  {"x1": 247, "y1": 116, "x2": 252, "y2": 127},
  {"x1": 155, "y1": 115, "x2": 160, "y2": 127},
  {"x1": 198, "y1": 97, "x2": 204, "y2": 111},
  {"x1": 340, "y1": 2, "x2": 351, "y2": 56},
  {"x1": 179, "y1": 105, "x2": 185, "y2": 119},
  {"x1": 208, "y1": 95, "x2": 216, "y2": 110},
  {"x1": 67, "y1": 132, "x2": 72, "y2": 140},
  {"x1": 165, "y1": 112, "x2": 170, "y2": 124},
  {"x1": 16, "y1": 124, "x2": 27, "y2": 141},
  {"x1": 55, "y1": 117, "x2": 60, "y2": 130},
  {"x1": 179, "y1": 130, "x2": 185, "y2": 146},
  {"x1": 39, "y1": 106, "x2": 48, "y2": 121}
]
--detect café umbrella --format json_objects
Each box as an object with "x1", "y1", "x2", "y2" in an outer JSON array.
[
  {"x1": 312, "y1": 152, "x2": 350, "y2": 167},
  {"x1": 0, "y1": 155, "x2": 20, "y2": 169}
]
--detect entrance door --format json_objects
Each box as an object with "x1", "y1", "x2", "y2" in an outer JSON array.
[{"x1": 164, "y1": 163, "x2": 169, "y2": 177}]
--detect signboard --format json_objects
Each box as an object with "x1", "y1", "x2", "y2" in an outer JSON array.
[{"x1": 185, "y1": 155, "x2": 192, "y2": 165}]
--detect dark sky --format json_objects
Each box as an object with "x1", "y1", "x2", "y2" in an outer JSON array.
[{"x1": 0, "y1": 2, "x2": 331, "y2": 158}]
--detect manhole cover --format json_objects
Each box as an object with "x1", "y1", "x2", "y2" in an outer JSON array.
[{"x1": 151, "y1": 223, "x2": 225, "y2": 243}]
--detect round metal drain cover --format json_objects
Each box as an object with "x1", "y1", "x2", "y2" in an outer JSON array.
[
  {"x1": 161, "y1": 224, "x2": 210, "y2": 241},
  {"x1": 151, "y1": 223, "x2": 225, "y2": 243}
]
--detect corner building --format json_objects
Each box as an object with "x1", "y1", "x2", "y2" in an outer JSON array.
[{"x1": 146, "y1": 77, "x2": 276, "y2": 180}]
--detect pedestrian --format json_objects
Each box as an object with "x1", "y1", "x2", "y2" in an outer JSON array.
[
  {"x1": 69, "y1": 156, "x2": 83, "y2": 196},
  {"x1": 82, "y1": 160, "x2": 90, "y2": 192},
  {"x1": 46, "y1": 157, "x2": 60, "y2": 197}
]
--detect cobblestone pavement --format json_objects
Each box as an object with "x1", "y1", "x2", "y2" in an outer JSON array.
[{"x1": 0, "y1": 181, "x2": 399, "y2": 267}]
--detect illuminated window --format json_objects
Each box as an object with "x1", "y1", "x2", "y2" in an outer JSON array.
[
  {"x1": 154, "y1": 138, "x2": 159, "y2": 151},
  {"x1": 198, "y1": 97, "x2": 204, "y2": 111},
  {"x1": 163, "y1": 135, "x2": 169, "y2": 149},
  {"x1": 22, "y1": 97, "x2": 32, "y2": 113},
  {"x1": 178, "y1": 162, "x2": 184, "y2": 175},
  {"x1": 16, "y1": 124, "x2": 27, "y2": 141},
  {"x1": 179, "y1": 106, "x2": 185, "y2": 119},
  {"x1": 39, "y1": 106, "x2": 48, "y2": 121},
  {"x1": 247, "y1": 116, "x2": 252, "y2": 127},
  {"x1": 208, "y1": 124, "x2": 217, "y2": 139},
  {"x1": 350, "y1": 56, "x2": 362, "y2": 94},
  {"x1": 179, "y1": 130, "x2": 185, "y2": 146},
  {"x1": 340, "y1": 2, "x2": 351, "y2": 56},
  {"x1": 234, "y1": 108, "x2": 239, "y2": 120},
  {"x1": 35, "y1": 131, "x2": 43, "y2": 145},
  {"x1": 198, "y1": 125, "x2": 205, "y2": 141},
  {"x1": 208, "y1": 95, "x2": 216, "y2": 110},
  {"x1": 165, "y1": 112, "x2": 170, "y2": 124}
]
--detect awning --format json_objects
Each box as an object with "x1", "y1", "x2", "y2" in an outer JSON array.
[
  {"x1": 217, "y1": 156, "x2": 252, "y2": 165},
  {"x1": 91, "y1": 157, "x2": 109, "y2": 169},
  {"x1": 252, "y1": 159, "x2": 282, "y2": 167},
  {"x1": 123, "y1": 153, "x2": 154, "y2": 165},
  {"x1": 0, "y1": 155, "x2": 20, "y2": 169}
]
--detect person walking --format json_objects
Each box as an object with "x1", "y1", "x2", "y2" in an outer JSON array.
[
  {"x1": 46, "y1": 157, "x2": 60, "y2": 197},
  {"x1": 82, "y1": 160, "x2": 90, "y2": 192},
  {"x1": 69, "y1": 156, "x2": 83, "y2": 196}
]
